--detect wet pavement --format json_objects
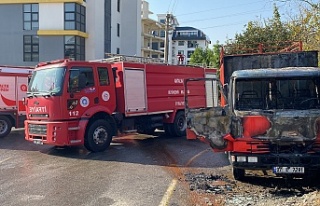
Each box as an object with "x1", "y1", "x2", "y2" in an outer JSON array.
[{"x1": 0, "y1": 129, "x2": 229, "y2": 206}]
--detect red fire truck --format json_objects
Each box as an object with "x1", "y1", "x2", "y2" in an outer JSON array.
[
  {"x1": 185, "y1": 43, "x2": 320, "y2": 180},
  {"x1": 24, "y1": 56, "x2": 217, "y2": 152},
  {"x1": 0, "y1": 66, "x2": 33, "y2": 138}
]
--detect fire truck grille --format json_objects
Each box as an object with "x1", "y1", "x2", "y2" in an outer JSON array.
[{"x1": 28, "y1": 124, "x2": 47, "y2": 135}]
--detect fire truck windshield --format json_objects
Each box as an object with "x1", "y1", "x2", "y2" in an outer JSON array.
[{"x1": 27, "y1": 67, "x2": 66, "y2": 96}]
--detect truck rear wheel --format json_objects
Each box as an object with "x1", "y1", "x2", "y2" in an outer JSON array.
[
  {"x1": 172, "y1": 111, "x2": 186, "y2": 137},
  {"x1": 84, "y1": 120, "x2": 113, "y2": 152},
  {"x1": 0, "y1": 116, "x2": 12, "y2": 138}
]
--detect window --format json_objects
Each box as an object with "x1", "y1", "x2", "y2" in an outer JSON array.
[
  {"x1": 64, "y1": 36, "x2": 85, "y2": 60},
  {"x1": 64, "y1": 3, "x2": 86, "y2": 32},
  {"x1": 23, "y1": 35, "x2": 39, "y2": 62},
  {"x1": 98, "y1": 68, "x2": 110, "y2": 86},
  {"x1": 178, "y1": 50, "x2": 184, "y2": 55},
  {"x1": 160, "y1": 42, "x2": 164, "y2": 48},
  {"x1": 116, "y1": 48, "x2": 120, "y2": 54},
  {"x1": 187, "y1": 50, "x2": 194, "y2": 58},
  {"x1": 188, "y1": 40, "x2": 197, "y2": 48},
  {"x1": 117, "y1": 0, "x2": 120, "y2": 12},
  {"x1": 178, "y1": 41, "x2": 184, "y2": 46},
  {"x1": 160, "y1": 30, "x2": 165, "y2": 37},
  {"x1": 23, "y1": 4, "x2": 39, "y2": 30},
  {"x1": 68, "y1": 67, "x2": 94, "y2": 92},
  {"x1": 117, "y1": 23, "x2": 120, "y2": 37}
]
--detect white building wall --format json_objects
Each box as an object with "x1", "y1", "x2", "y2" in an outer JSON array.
[
  {"x1": 120, "y1": 0, "x2": 141, "y2": 56},
  {"x1": 39, "y1": 3, "x2": 64, "y2": 30},
  {"x1": 111, "y1": 0, "x2": 121, "y2": 54},
  {"x1": 86, "y1": 0, "x2": 105, "y2": 60}
]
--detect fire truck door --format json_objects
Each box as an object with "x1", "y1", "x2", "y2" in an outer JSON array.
[
  {"x1": 96, "y1": 67, "x2": 116, "y2": 112},
  {"x1": 68, "y1": 66, "x2": 97, "y2": 115}
]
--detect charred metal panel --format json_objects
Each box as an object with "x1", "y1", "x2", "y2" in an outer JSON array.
[
  {"x1": 247, "y1": 111, "x2": 320, "y2": 142},
  {"x1": 186, "y1": 107, "x2": 231, "y2": 149},
  {"x1": 223, "y1": 51, "x2": 318, "y2": 84}
]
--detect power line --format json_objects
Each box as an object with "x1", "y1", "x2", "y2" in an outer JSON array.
[
  {"x1": 175, "y1": 0, "x2": 267, "y2": 16},
  {"x1": 199, "y1": 21, "x2": 248, "y2": 30},
  {"x1": 171, "y1": 0, "x2": 179, "y2": 14},
  {"x1": 179, "y1": 8, "x2": 273, "y2": 24}
]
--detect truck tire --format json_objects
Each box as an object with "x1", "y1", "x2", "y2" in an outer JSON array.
[
  {"x1": 233, "y1": 167, "x2": 245, "y2": 181},
  {"x1": 0, "y1": 116, "x2": 12, "y2": 138},
  {"x1": 84, "y1": 120, "x2": 113, "y2": 152},
  {"x1": 172, "y1": 111, "x2": 186, "y2": 137}
]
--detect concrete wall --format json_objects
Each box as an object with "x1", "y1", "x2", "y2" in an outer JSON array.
[
  {"x1": 86, "y1": 0, "x2": 106, "y2": 60},
  {"x1": 120, "y1": 0, "x2": 141, "y2": 56},
  {"x1": 39, "y1": 36, "x2": 64, "y2": 62},
  {"x1": 0, "y1": 5, "x2": 37, "y2": 66}
]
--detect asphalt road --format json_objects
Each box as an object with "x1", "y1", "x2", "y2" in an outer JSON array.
[{"x1": 0, "y1": 129, "x2": 229, "y2": 206}]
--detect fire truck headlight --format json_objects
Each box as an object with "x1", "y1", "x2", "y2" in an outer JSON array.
[
  {"x1": 248, "y1": 156, "x2": 258, "y2": 163},
  {"x1": 236, "y1": 156, "x2": 246, "y2": 162}
]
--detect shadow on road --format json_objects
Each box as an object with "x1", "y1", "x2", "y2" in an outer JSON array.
[{"x1": 0, "y1": 129, "x2": 230, "y2": 168}]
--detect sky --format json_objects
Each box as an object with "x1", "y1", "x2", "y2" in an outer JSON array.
[{"x1": 146, "y1": 0, "x2": 303, "y2": 45}]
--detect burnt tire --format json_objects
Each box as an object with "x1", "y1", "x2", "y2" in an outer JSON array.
[
  {"x1": 233, "y1": 167, "x2": 245, "y2": 181},
  {"x1": 172, "y1": 111, "x2": 186, "y2": 137},
  {"x1": 84, "y1": 120, "x2": 113, "y2": 152},
  {"x1": 0, "y1": 116, "x2": 12, "y2": 138}
]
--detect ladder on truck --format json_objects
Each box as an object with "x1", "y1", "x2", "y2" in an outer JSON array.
[
  {"x1": 90, "y1": 53, "x2": 165, "y2": 64},
  {"x1": 0, "y1": 66, "x2": 34, "y2": 74}
]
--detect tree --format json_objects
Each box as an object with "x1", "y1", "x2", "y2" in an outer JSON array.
[
  {"x1": 189, "y1": 46, "x2": 220, "y2": 68},
  {"x1": 224, "y1": 5, "x2": 295, "y2": 54},
  {"x1": 287, "y1": 5, "x2": 320, "y2": 65},
  {"x1": 274, "y1": 0, "x2": 319, "y2": 9}
]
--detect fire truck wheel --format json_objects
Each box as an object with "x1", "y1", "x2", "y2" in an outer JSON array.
[
  {"x1": 0, "y1": 116, "x2": 12, "y2": 138},
  {"x1": 172, "y1": 111, "x2": 187, "y2": 137},
  {"x1": 232, "y1": 167, "x2": 245, "y2": 181},
  {"x1": 84, "y1": 120, "x2": 113, "y2": 152}
]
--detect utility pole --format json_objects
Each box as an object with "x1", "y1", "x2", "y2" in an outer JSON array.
[{"x1": 164, "y1": 13, "x2": 173, "y2": 64}]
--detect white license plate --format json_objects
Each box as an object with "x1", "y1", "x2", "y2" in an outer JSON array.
[
  {"x1": 273, "y1": 166, "x2": 304, "y2": 174},
  {"x1": 33, "y1": 140, "x2": 43, "y2": 145}
]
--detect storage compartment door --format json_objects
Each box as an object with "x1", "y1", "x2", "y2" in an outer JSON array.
[{"x1": 124, "y1": 69, "x2": 147, "y2": 112}]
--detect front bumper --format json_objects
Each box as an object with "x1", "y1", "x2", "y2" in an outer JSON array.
[
  {"x1": 231, "y1": 152, "x2": 320, "y2": 171},
  {"x1": 25, "y1": 120, "x2": 83, "y2": 146}
]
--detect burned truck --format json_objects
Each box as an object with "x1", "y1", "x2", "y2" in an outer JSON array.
[{"x1": 185, "y1": 49, "x2": 320, "y2": 180}]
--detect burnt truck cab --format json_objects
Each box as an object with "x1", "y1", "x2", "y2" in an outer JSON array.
[{"x1": 185, "y1": 67, "x2": 320, "y2": 180}]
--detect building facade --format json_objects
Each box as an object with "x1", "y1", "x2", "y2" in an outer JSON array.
[
  {"x1": 171, "y1": 27, "x2": 211, "y2": 65},
  {"x1": 140, "y1": 0, "x2": 164, "y2": 59},
  {"x1": 0, "y1": 0, "x2": 141, "y2": 66}
]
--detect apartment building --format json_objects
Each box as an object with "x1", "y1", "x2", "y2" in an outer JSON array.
[
  {"x1": 140, "y1": 0, "x2": 164, "y2": 59},
  {"x1": 0, "y1": 0, "x2": 141, "y2": 66},
  {"x1": 172, "y1": 27, "x2": 211, "y2": 65}
]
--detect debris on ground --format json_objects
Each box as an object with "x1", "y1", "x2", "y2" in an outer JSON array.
[{"x1": 184, "y1": 170, "x2": 320, "y2": 206}]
